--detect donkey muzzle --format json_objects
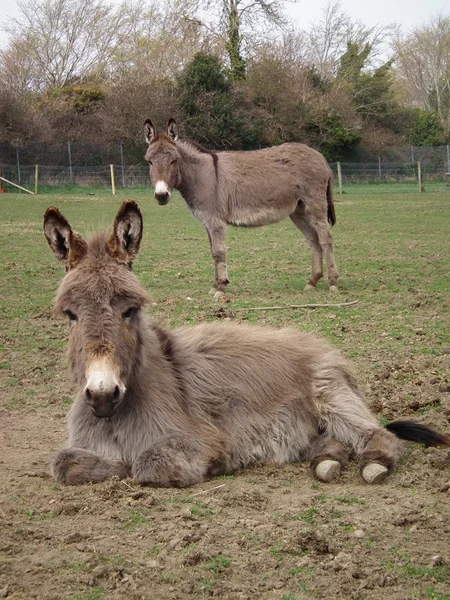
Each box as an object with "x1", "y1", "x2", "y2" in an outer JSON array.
[
  {"x1": 155, "y1": 192, "x2": 170, "y2": 205},
  {"x1": 84, "y1": 385, "x2": 124, "y2": 418},
  {"x1": 154, "y1": 181, "x2": 171, "y2": 205},
  {"x1": 84, "y1": 359, "x2": 125, "y2": 418}
]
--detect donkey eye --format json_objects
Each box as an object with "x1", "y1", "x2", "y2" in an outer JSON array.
[
  {"x1": 170, "y1": 159, "x2": 177, "y2": 165},
  {"x1": 64, "y1": 310, "x2": 78, "y2": 323},
  {"x1": 122, "y1": 307, "x2": 136, "y2": 320}
]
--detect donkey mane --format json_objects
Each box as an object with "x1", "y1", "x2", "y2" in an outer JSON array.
[{"x1": 180, "y1": 139, "x2": 219, "y2": 175}]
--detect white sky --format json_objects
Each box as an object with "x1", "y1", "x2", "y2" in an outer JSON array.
[
  {"x1": 285, "y1": 0, "x2": 447, "y2": 32},
  {"x1": 0, "y1": 0, "x2": 447, "y2": 49}
]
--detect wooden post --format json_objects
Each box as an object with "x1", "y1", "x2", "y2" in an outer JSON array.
[
  {"x1": 418, "y1": 160, "x2": 422, "y2": 193},
  {"x1": 110, "y1": 164, "x2": 116, "y2": 195},
  {"x1": 120, "y1": 142, "x2": 126, "y2": 188},
  {"x1": 35, "y1": 164, "x2": 39, "y2": 195},
  {"x1": 337, "y1": 161, "x2": 343, "y2": 196},
  {"x1": 16, "y1": 148, "x2": 21, "y2": 184},
  {"x1": 68, "y1": 141, "x2": 73, "y2": 182},
  {"x1": 0, "y1": 176, "x2": 34, "y2": 194}
]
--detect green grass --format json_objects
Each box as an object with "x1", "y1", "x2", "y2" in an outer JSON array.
[
  {"x1": 0, "y1": 188, "x2": 449, "y2": 419},
  {"x1": 333, "y1": 496, "x2": 366, "y2": 505},
  {"x1": 204, "y1": 555, "x2": 231, "y2": 572},
  {"x1": 279, "y1": 508, "x2": 317, "y2": 523},
  {"x1": 70, "y1": 588, "x2": 105, "y2": 600},
  {"x1": 122, "y1": 508, "x2": 152, "y2": 530},
  {"x1": 338, "y1": 181, "x2": 449, "y2": 195},
  {"x1": 399, "y1": 564, "x2": 450, "y2": 582},
  {"x1": 425, "y1": 588, "x2": 450, "y2": 600}
]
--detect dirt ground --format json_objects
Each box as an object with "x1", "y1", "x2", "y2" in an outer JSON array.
[
  {"x1": 1, "y1": 319, "x2": 449, "y2": 600},
  {"x1": 1, "y1": 190, "x2": 450, "y2": 599}
]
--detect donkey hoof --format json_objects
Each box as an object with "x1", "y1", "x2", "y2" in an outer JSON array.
[
  {"x1": 329, "y1": 285, "x2": 339, "y2": 293},
  {"x1": 209, "y1": 287, "x2": 217, "y2": 296},
  {"x1": 304, "y1": 283, "x2": 316, "y2": 292},
  {"x1": 362, "y1": 463, "x2": 388, "y2": 484},
  {"x1": 213, "y1": 290, "x2": 225, "y2": 300},
  {"x1": 315, "y1": 460, "x2": 341, "y2": 482}
]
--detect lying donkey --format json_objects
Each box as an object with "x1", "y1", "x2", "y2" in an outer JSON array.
[{"x1": 44, "y1": 201, "x2": 449, "y2": 486}]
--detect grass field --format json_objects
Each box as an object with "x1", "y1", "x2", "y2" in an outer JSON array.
[{"x1": 1, "y1": 188, "x2": 450, "y2": 600}]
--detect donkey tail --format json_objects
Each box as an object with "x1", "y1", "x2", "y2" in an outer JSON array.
[
  {"x1": 327, "y1": 176, "x2": 336, "y2": 226},
  {"x1": 385, "y1": 420, "x2": 450, "y2": 447}
]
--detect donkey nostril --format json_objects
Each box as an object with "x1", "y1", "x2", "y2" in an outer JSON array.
[
  {"x1": 85, "y1": 388, "x2": 92, "y2": 400},
  {"x1": 112, "y1": 385, "x2": 121, "y2": 403}
]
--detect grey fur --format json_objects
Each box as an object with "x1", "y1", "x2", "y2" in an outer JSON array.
[
  {"x1": 44, "y1": 201, "x2": 447, "y2": 487},
  {"x1": 144, "y1": 119, "x2": 339, "y2": 295}
]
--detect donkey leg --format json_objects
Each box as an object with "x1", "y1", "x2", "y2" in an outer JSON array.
[
  {"x1": 289, "y1": 212, "x2": 324, "y2": 290},
  {"x1": 132, "y1": 435, "x2": 224, "y2": 488},
  {"x1": 310, "y1": 436, "x2": 351, "y2": 482},
  {"x1": 205, "y1": 228, "x2": 219, "y2": 294},
  {"x1": 313, "y1": 222, "x2": 339, "y2": 292},
  {"x1": 315, "y1": 363, "x2": 403, "y2": 484},
  {"x1": 51, "y1": 447, "x2": 130, "y2": 485},
  {"x1": 204, "y1": 221, "x2": 229, "y2": 298},
  {"x1": 359, "y1": 428, "x2": 404, "y2": 484}
]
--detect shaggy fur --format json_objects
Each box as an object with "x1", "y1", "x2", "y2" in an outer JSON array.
[
  {"x1": 44, "y1": 201, "x2": 450, "y2": 487},
  {"x1": 144, "y1": 119, "x2": 339, "y2": 295}
]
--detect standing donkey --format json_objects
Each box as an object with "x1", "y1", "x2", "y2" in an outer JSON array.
[
  {"x1": 44, "y1": 200, "x2": 449, "y2": 487},
  {"x1": 144, "y1": 119, "x2": 339, "y2": 298}
]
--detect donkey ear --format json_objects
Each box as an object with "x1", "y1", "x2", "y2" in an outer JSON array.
[
  {"x1": 166, "y1": 118, "x2": 178, "y2": 142},
  {"x1": 107, "y1": 201, "x2": 143, "y2": 266},
  {"x1": 44, "y1": 206, "x2": 87, "y2": 268},
  {"x1": 144, "y1": 119, "x2": 157, "y2": 144}
]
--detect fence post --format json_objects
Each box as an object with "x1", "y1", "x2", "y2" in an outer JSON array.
[
  {"x1": 378, "y1": 152, "x2": 382, "y2": 180},
  {"x1": 418, "y1": 160, "x2": 422, "y2": 193},
  {"x1": 411, "y1": 146, "x2": 415, "y2": 163},
  {"x1": 16, "y1": 148, "x2": 21, "y2": 184},
  {"x1": 447, "y1": 145, "x2": 450, "y2": 175},
  {"x1": 337, "y1": 162, "x2": 343, "y2": 196},
  {"x1": 68, "y1": 141, "x2": 73, "y2": 183},
  {"x1": 35, "y1": 164, "x2": 39, "y2": 195},
  {"x1": 120, "y1": 142, "x2": 126, "y2": 188},
  {"x1": 110, "y1": 164, "x2": 116, "y2": 195}
]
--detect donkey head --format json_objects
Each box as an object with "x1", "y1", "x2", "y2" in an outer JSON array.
[
  {"x1": 44, "y1": 201, "x2": 147, "y2": 418},
  {"x1": 144, "y1": 118, "x2": 181, "y2": 205}
]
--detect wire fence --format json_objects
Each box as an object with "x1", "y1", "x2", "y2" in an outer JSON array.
[
  {"x1": 1, "y1": 141, "x2": 450, "y2": 193},
  {"x1": 330, "y1": 161, "x2": 449, "y2": 183},
  {"x1": 0, "y1": 164, "x2": 151, "y2": 190}
]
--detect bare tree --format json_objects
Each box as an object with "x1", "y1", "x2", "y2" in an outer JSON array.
[
  {"x1": 110, "y1": 0, "x2": 213, "y2": 80},
  {"x1": 194, "y1": 0, "x2": 289, "y2": 80},
  {"x1": 307, "y1": 1, "x2": 394, "y2": 79},
  {"x1": 393, "y1": 13, "x2": 450, "y2": 137},
  {"x1": 1, "y1": 0, "x2": 131, "y2": 90}
]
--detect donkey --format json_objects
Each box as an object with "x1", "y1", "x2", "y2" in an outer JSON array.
[
  {"x1": 44, "y1": 201, "x2": 449, "y2": 487},
  {"x1": 144, "y1": 119, "x2": 339, "y2": 298}
]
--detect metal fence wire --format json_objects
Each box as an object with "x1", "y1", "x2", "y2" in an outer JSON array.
[
  {"x1": 0, "y1": 142, "x2": 449, "y2": 191},
  {"x1": 329, "y1": 162, "x2": 445, "y2": 183}
]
